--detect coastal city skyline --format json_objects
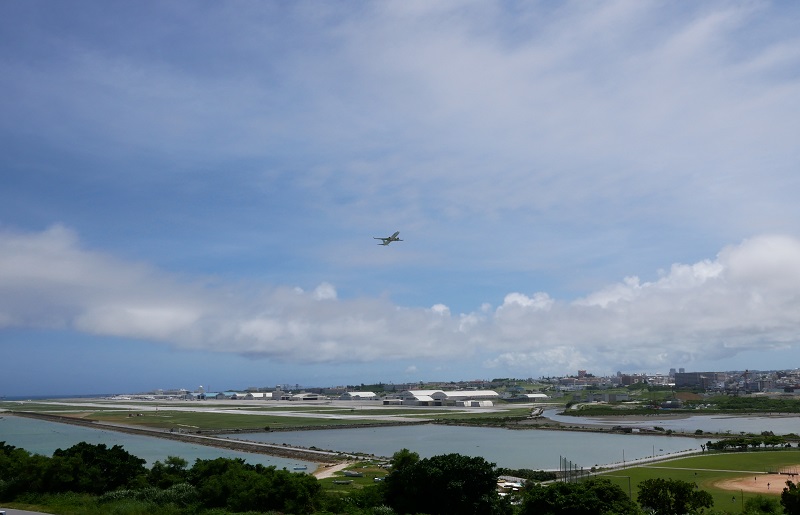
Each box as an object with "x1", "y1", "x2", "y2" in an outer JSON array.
[
  {"x1": 2, "y1": 2, "x2": 800, "y2": 397},
  {"x1": 7, "y1": 366, "x2": 797, "y2": 400}
]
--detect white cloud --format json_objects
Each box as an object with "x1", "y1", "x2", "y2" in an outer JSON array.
[
  {"x1": 2, "y1": 2, "x2": 800, "y2": 383},
  {"x1": 313, "y1": 282, "x2": 338, "y2": 300},
  {"x1": 2, "y1": 226, "x2": 800, "y2": 375},
  {"x1": 430, "y1": 304, "x2": 450, "y2": 316},
  {"x1": 499, "y1": 292, "x2": 554, "y2": 310},
  {"x1": 0, "y1": 225, "x2": 213, "y2": 335}
]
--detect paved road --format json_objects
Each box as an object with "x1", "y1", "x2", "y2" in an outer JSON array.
[{"x1": 0, "y1": 509, "x2": 53, "y2": 515}]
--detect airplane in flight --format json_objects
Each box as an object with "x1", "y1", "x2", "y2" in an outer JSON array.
[{"x1": 374, "y1": 231, "x2": 403, "y2": 245}]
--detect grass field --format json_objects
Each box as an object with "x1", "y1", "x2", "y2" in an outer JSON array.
[
  {"x1": 406, "y1": 406, "x2": 534, "y2": 420},
  {"x1": 86, "y1": 410, "x2": 402, "y2": 430},
  {"x1": 317, "y1": 460, "x2": 390, "y2": 493},
  {"x1": 598, "y1": 450, "x2": 800, "y2": 510}
]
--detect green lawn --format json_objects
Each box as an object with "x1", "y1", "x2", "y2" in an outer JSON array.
[
  {"x1": 87, "y1": 410, "x2": 399, "y2": 430},
  {"x1": 318, "y1": 460, "x2": 389, "y2": 493},
  {"x1": 598, "y1": 450, "x2": 800, "y2": 511},
  {"x1": 406, "y1": 407, "x2": 534, "y2": 420}
]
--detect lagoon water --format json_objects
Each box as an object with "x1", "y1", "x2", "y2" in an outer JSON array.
[
  {"x1": 0, "y1": 415, "x2": 316, "y2": 471},
  {"x1": 4, "y1": 410, "x2": 796, "y2": 472},
  {"x1": 225, "y1": 424, "x2": 702, "y2": 470},
  {"x1": 543, "y1": 410, "x2": 800, "y2": 435}
]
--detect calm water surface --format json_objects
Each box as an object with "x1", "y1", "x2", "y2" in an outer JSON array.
[
  {"x1": 544, "y1": 409, "x2": 800, "y2": 435},
  {"x1": 225, "y1": 424, "x2": 702, "y2": 470},
  {"x1": 0, "y1": 415, "x2": 316, "y2": 471},
  {"x1": 6, "y1": 410, "x2": 793, "y2": 473}
]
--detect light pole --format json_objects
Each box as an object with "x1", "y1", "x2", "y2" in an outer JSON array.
[{"x1": 606, "y1": 475, "x2": 632, "y2": 499}]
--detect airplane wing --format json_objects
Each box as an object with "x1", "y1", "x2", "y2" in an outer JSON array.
[{"x1": 374, "y1": 232, "x2": 401, "y2": 245}]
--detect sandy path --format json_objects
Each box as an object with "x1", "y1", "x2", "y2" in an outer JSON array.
[{"x1": 313, "y1": 462, "x2": 354, "y2": 479}]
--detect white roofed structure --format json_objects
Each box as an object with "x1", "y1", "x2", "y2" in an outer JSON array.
[
  {"x1": 340, "y1": 391, "x2": 377, "y2": 400},
  {"x1": 523, "y1": 393, "x2": 550, "y2": 400},
  {"x1": 398, "y1": 390, "x2": 443, "y2": 399},
  {"x1": 435, "y1": 390, "x2": 499, "y2": 400},
  {"x1": 398, "y1": 389, "x2": 499, "y2": 406}
]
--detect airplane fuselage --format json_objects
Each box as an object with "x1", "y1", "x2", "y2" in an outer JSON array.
[{"x1": 374, "y1": 231, "x2": 402, "y2": 245}]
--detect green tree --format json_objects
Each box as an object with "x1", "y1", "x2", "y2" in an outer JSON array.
[
  {"x1": 147, "y1": 455, "x2": 189, "y2": 488},
  {"x1": 637, "y1": 478, "x2": 713, "y2": 515},
  {"x1": 383, "y1": 449, "x2": 510, "y2": 515},
  {"x1": 743, "y1": 494, "x2": 781, "y2": 514},
  {"x1": 782, "y1": 480, "x2": 800, "y2": 515},
  {"x1": 520, "y1": 478, "x2": 641, "y2": 515},
  {"x1": 188, "y1": 456, "x2": 321, "y2": 514},
  {"x1": 0, "y1": 442, "x2": 50, "y2": 500},
  {"x1": 49, "y1": 442, "x2": 147, "y2": 494},
  {"x1": 497, "y1": 467, "x2": 557, "y2": 482}
]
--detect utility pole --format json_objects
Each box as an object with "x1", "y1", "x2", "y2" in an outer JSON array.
[{"x1": 605, "y1": 475, "x2": 632, "y2": 500}]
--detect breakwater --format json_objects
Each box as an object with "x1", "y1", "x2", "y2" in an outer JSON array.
[{"x1": 11, "y1": 411, "x2": 366, "y2": 464}]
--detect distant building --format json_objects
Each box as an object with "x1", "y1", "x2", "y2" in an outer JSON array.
[
  {"x1": 340, "y1": 391, "x2": 377, "y2": 400},
  {"x1": 398, "y1": 390, "x2": 440, "y2": 406},
  {"x1": 290, "y1": 392, "x2": 323, "y2": 401},
  {"x1": 243, "y1": 392, "x2": 270, "y2": 400},
  {"x1": 602, "y1": 392, "x2": 629, "y2": 402},
  {"x1": 619, "y1": 374, "x2": 646, "y2": 386},
  {"x1": 397, "y1": 389, "x2": 499, "y2": 406},
  {"x1": 272, "y1": 389, "x2": 291, "y2": 400},
  {"x1": 433, "y1": 390, "x2": 499, "y2": 403},
  {"x1": 525, "y1": 393, "x2": 550, "y2": 400},
  {"x1": 675, "y1": 372, "x2": 721, "y2": 389}
]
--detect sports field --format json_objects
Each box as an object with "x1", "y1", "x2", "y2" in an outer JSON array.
[{"x1": 599, "y1": 450, "x2": 799, "y2": 510}]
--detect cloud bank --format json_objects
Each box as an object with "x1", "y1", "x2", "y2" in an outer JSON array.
[{"x1": 2, "y1": 225, "x2": 799, "y2": 376}]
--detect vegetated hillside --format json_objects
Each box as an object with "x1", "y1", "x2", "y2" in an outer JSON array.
[
  {"x1": 564, "y1": 391, "x2": 800, "y2": 417},
  {"x1": 692, "y1": 395, "x2": 800, "y2": 413}
]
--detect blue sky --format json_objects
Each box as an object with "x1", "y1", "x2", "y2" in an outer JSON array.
[{"x1": 2, "y1": 1, "x2": 800, "y2": 396}]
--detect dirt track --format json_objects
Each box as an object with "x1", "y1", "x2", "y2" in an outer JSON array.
[{"x1": 714, "y1": 468, "x2": 799, "y2": 495}]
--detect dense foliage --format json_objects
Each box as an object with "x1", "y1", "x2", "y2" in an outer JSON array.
[
  {"x1": 744, "y1": 494, "x2": 782, "y2": 514},
  {"x1": 563, "y1": 392, "x2": 800, "y2": 419},
  {"x1": 0, "y1": 441, "x2": 147, "y2": 498},
  {"x1": 783, "y1": 480, "x2": 800, "y2": 514},
  {"x1": 637, "y1": 478, "x2": 713, "y2": 515},
  {"x1": 1, "y1": 441, "x2": 737, "y2": 515},
  {"x1": 519, "y1": 478, "x2": 640, "y2": 515},
  {"x1": 695, "y1": 396, "x2": 800, "y2": 413},
  {"x1": 0, "y1": 441, "x2": 321, "y2": 513},
  {"x1": 382, "y1": 448, "x2": 510, "y2": 515},
  {"x1": 707, "y1": 435, "x2": 789, "y2": 451},
  {"x1": 497, "y1": 467, "x2": 558, "y2": 482}
]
